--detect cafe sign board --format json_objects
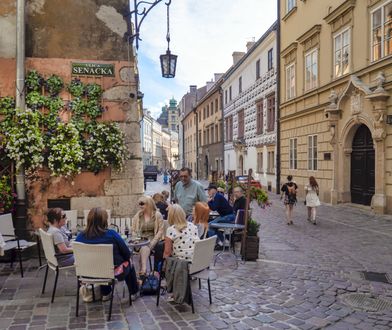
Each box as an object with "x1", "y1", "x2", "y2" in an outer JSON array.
[{"x1": 71, "y1": 62, "x2": 115, "y2": 77}]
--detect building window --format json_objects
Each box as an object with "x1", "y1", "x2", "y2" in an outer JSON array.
[
  {"x1": 268, "y1": 48, "x2": 273, "y2": 71},
  {"x1": 268, "y1": 151, "x2": 275, "y2": 174},
  {"x1": 206, "y1": 129, "x2": 209, "y2": 145},
  {"x1": 207, "y1": 105, "x2": 210, "y2": 117},
  {"x1": 215, "y1": 124, "x2": 219, "y2": 142},
  {"x1": 239, "y1": 76, "x2": 242, "y2": 94},
  {"x1": 211, "y1": 101, "x2": 214, "y2": 114},
  {"x1": 225, "y1": 116, "x2": 233, "y2": 142},
  {"x1": 287, "y1": 0, "x2": 296, "y2": 12},
  {"x1": 289, "y1": 138, "x2": 297, "y2": 170},
  {"x1": 229, "y1": 86, "x2": 232, "y2": 101},
  {"x1": 225, "y1": 90, "x2": 228, "y2": 104},
  {"x1": 267, "y1": 94, "x2": 275, "y2": 132},
  {"x1": 211, "y1": 126, "x2": 214, "y2": 143},
  {"x1": 286, "y1": 63, "x2": 296, "y2": 100},
  {"x1": 308, "y1": 135, "x2": 318, "y2": 171},
  {"x1": 238, "y1": 109, "x2": 244, "y2": 139},
  {"x1": 372, "y1": 2, "x2": 392, "y2": 61},
  {"x1": 171, "y1": 124, "x2": 176, "y2": 130},
  {"x1": 199, "y1": 131, "x2": 201, "y2": 145},
  {"x1": 215, "y1": 99, "x2": 219, "y2": 113},
  {"x1": 256, "y1": 99, "x2": 264, "y2": 134},
  {"x1": 256, "y1": 59, "x2": 261, "y2": 80},
  {"x1": 203, "y1": 107, "x2": 206, "y2": 119},
  {"x1": 305, "y1": 48, "x2": 318, "y2": 91},
  {"x1": 257, "y1": 152, "x2": 263, "y2": 173},
  {"x1": 334, "y1": 28, "x2": 350, "y2": 77}
]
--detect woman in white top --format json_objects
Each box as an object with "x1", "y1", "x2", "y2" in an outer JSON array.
[
  {"x1": 164, "y1": 204, "x2": 200, "y2": 261},
  {"x1": 46, "y1": 208, "x2": 74, "y2": 266},
  {"x1": 305, "y1": 176, "x2": 320, "y2": 225}
]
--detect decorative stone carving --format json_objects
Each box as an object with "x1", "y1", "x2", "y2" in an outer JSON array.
[{"x1": 350, "y1": 91, "x2": 362, "y2": 115}]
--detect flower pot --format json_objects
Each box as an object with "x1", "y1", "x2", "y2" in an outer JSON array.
[{"x1": 241, "y1": 235, "x2": 259, "y2": 261}]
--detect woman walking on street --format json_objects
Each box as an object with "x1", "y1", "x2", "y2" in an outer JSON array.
[
  {"x1": 305, "y1": 176, "x2": 320, "y2": 225},
  {"x1": 281, "y1": 175, "x2": 298, "y2": 225}
]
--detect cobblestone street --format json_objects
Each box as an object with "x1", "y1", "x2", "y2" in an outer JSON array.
[{"x1": 1, "y1": 184, "x2": 392, "y2": 330}]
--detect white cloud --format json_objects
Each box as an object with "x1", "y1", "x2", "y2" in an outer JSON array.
[{"x1": 136, "y1": 0, "x2": 277, "y2": 112}]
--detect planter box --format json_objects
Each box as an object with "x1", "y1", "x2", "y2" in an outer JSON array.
[{"x1": 241, "y1": 235, "x2": 259, "y2": 261}]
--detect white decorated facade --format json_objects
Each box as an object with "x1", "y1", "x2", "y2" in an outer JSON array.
[{"x1": 223, "y1": 22, "x2": 278, "y2": 191}]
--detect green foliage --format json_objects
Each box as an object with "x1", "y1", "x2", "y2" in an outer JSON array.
[
  {"x1": 85, "y1": 83, "x2": 103, "y2": 99},
  {"x1": 84, "y1": 123, "x2": 127, "y2": 173},
  {"x1": 47, "y1": 122, "x2": 84, "y2": 177},
  {"x1": 0, "y1": 71, "x2": 127, "y2": 177},
  {"x1": 250, "y1": 187, "x2": 269, "y2": 207},
  {"x1": 217, "y1": 179, "x2": 226, "y2": 190},
  {"x1": 25, "y1": 70, "x2": 44, "y2": 92},
  {"x1": 68, "y1": 78, "x2": 85, "y2": 97},
  {"x1": 2, "y1": 108, "x2": 45, "y2": 173},
  {"x1": 0, "y1": 175, "x2": 16, "y2": 212},
  {"x1": 45, "y1": 75, "x2": 64, "y2": 96},
  {"x1": 26, "y1": 91, "x2": 47, "y2": 110},
  {"x1": 247, "y1": 218, "x2": 261, "y2": 236}
]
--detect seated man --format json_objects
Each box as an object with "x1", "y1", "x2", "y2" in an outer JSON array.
[
  {"x1": 233, "y1": 186, "x2": 247, "y2": 215},
  {"x1": 207, "y1": 184, "x2": 235, "y2": 245}
]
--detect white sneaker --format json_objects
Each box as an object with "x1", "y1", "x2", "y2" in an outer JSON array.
[
  {"x1": 224, "y1": 239, "x2": 230, "y2": 246},
  {"x1": 217, "y1": 241, "x2": 223, "y2": 247}
]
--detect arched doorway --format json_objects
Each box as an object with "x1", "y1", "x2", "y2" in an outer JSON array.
[
  {"x1": 351, "y1": 124, "x2": 375, "y2": 206},
  {"x1": 239, "y1": 155, "x2": 244, "y2": 176},
  {"x1": 204, "y1": 155, "x2": 209, "y2": 179}
]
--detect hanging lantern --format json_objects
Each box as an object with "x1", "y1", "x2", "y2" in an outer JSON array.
[{"x1": 160, "y1": 1, "x2": 177, "y2": 78}]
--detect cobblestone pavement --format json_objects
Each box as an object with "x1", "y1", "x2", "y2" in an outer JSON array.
[{"x1": 1, "y1": 188, "x2": 392, "y2": 329}]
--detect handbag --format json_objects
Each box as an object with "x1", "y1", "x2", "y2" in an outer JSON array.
[{"x1": 140, "y1": 273, "x2": 160, "y2": 295}]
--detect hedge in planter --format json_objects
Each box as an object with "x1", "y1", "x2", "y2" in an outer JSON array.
[{"x1": 241, "y1": 218, "x2": 261, "y2": 261}]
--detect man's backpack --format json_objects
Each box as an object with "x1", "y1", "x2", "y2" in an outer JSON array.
[{"x1": 287, "y1": 184, "x2": 296, "y2": 197}]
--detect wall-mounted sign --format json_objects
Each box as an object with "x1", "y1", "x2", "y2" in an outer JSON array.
[{"x1": 71, "y1": 62, "x2": 115, "y2": 77}]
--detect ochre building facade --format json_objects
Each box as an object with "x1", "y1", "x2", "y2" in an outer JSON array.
[{"x1": 279, "y1": 0, "x2": 392, "y2": 213}]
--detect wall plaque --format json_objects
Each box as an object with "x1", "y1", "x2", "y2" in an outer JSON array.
[{"x1": 71, "y1": 62, "x2": 115, "y2": 77}]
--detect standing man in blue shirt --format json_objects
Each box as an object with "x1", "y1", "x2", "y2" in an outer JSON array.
[
  {"x1": 207, "y1": 184, "x2": 235, "y2": 245},
  {"x1": 174, "y1": 167, "x2": 207, "y2": 217}
]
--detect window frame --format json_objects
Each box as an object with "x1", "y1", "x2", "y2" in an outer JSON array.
[
  {"x1": 268, "y1": 48, "x2": 274, "y2": 71},
  {"x1": 256, "y1": 59, "x2": 261, "y2": 80},
  {"x1": 237, "y1": 109, "x2": 245, "y2": 139},
  {"x1": 289, "y1": 138, "x2": 298, "y2": 170},
  {"x1": 304, "y1": 48, "x2": 318, "y2": 91},
  {"x1": 266, "y1": 93, "x2": 276, "y2": 132},
  {"x1": 256, "y1": 99, "x2": 264, "y2": 134},
  {"x1": 239, "y1": 76, "x2": 242, "y2": 94},
  {"x1": 308, "y1": 135, "x2": 318, "y2": 171},
  {"x1": 229, "y1": 86, "x2": 232, "y2": 101},
  {"x1": 257, "y1": 152, "x2": 263, "y2": 173},
  {"x1": 333, "y1": 27, "x2": 351, "y2": 78},
  {"x1": 285, "y1": 62, "x2": 296, "y2": 100},
  {"x1": 287, "y1": 0, "x2": 296, "y2": 13},
  {"x1": 371, "y1": 1, "x2": 392, "y2": 62}
]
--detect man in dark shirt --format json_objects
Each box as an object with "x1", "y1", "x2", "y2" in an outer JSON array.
[
  {"x1": 233, "y1": 186, "x2": 247, "y2": 215},
  {"x1": 207, "y1": 184, "x2": 235, "y2": 244}
]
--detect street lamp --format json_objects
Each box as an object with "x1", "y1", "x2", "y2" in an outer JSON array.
[{"x1": 128, "y1": 0, "x2": 177, "y2": 78}]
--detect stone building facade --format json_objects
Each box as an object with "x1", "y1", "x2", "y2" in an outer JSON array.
[
  {"x1": 0, "y1": 0, "x2": 143, "y2": 227},
  {"x1": 279, "y1": 0, "x2": 392, "y2": 213},
  {"x1": 223, "y1": 23, "x2": 278, "y2": 191},
  {"x1": 152, "y1": 120, "x2": 163, "y2": 169},
  {"x1": 141, "y1": 110, "x2": 153, "y2": 167},
  {"x1": 195, "y1": 75, "x2": 224, "y2": 180}
]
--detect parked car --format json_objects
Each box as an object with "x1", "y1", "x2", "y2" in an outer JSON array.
[
  {"x1": 236, "y1": 175, "x2": 262, "y2": 189},
  {"x1": 144, "y1": 165, "x2": 159, "y2": 181}
]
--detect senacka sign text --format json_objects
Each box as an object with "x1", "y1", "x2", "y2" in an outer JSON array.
[{"x1": 71, "y1": 62, "x2": 115, "y2": 77}]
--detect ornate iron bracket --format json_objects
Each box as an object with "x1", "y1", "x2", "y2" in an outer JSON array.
[{"x1": 125, "y1": 0, "x2": 172, "y2": 50}]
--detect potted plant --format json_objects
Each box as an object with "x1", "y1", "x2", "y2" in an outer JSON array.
[{"x1": 241, "y1": 217, "x2": 260, "y2": 261}]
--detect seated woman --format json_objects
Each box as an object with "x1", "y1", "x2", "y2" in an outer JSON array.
[
  {"x1": 164, "y1": 204, "x2": 200, "y2": 261},
  {"x1": 153, "y1": 193, "x2": 168, "y2": 220},
  {"x1": 46, "y1": 208, "x2": 74, "y2": 267},
  {"x1": 192, "y1": 202, "x2": 213, "y2": 239},
  {"x1": 131, "y1": 196, "x2": 164, "y2": 276},
  {"x1": 76, "y1": 208, "x2": 139, "y2": 300}
]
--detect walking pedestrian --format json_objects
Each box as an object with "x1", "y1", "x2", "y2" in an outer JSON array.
[
  {"x1": 281, "y1": 175, "x2": 298, "y2": 225},
  {"x1": 305, "y1": 176, "x2": 320, "y2": 225},
  {"x1": 173, "y1": 167, "x2": 207, "y2": 217}
]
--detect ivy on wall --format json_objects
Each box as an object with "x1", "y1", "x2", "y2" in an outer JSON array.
[{"x1": 0, "y1": 70, "x2": 127, "y2": 177}]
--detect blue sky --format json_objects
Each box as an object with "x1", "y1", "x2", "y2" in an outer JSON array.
[{"x1": 136, "y1": 1, "x2": 277, "y2": 119}]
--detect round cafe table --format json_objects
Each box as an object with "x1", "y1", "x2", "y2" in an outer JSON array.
[{"x1": 209, "y1": 223, "x2": 245, "y2": 269}]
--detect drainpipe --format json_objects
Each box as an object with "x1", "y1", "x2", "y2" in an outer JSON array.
[
  {"x1": 15, "y1": 0, "x2": 27, "y2": 233},
  {"x1": 195, "y1": 108, "x2": 199, "y2": 180},
  {"x1": 276, "y1": 5, "x2": 281, "y2": 194},
  {"x1": 219, "y1": 86, "x2": 224, "y2": 176}
]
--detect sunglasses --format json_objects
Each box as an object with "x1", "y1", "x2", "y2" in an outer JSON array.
[
  {"x1": 139, "y1": 202, "x2": 145, "y2": 206},
  {"x1": 180, "y1": 175, "x2": 189, "y2": 179}
]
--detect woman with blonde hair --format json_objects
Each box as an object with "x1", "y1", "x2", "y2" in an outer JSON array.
[
  {"x1": 131, "y1": 196, "x2": 164, "y2": 276},
  {"x1": 305, "y1": 176, "x2": 320, "y2": 225},
  {"x1": 192, "y1": 202, "x2": 211, "y2": 239},
  {"x1": 163, "y1": 204, "x2": 199, "y2": 261}
]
